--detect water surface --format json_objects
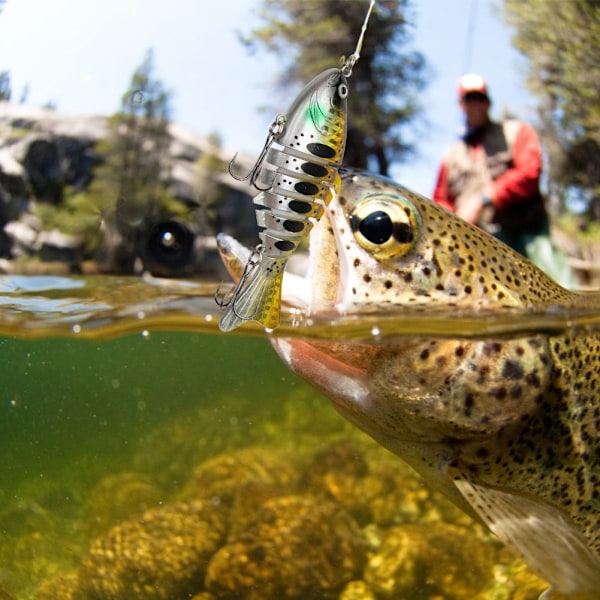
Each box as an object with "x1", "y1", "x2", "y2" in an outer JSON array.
[{"x1": 2, "y1": 274, "x2": 592, "y2": 599}]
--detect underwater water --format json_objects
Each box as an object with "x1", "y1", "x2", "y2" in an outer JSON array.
[{"x1": 2, "y1": 274, "x2": 599, "y2": 599}]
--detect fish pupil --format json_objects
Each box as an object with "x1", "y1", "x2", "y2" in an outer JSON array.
[{"x1": 353, "y1": 211, "x2": 393, "y2": 244}]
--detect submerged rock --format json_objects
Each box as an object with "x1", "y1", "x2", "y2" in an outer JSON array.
[
  {"x1": 205, "y1": 495, "x2": 366, "y2": 600},
  {"x1": 83, "y1": 471, "x2": 165, "y2": 535},
  {"x1": 184, "y1": 446, "x2": 298, "y2": 506},
  {"x1": 34, "y1": 572, "x2": 81, "y2": 600},
  {"x1": 339, "y1": 580, "x2": 377, "y2": 600},
  {"x1": 0, "y1": 102, "x2": 259, "y2": 274},
  {"x1": 364, "y1": 522, "x2": 498, "y2": 599},
  {"x1": 78, "y1": 499, "x2": 227, "y2": 600}
]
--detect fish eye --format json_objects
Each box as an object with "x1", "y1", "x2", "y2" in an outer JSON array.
[
  {"x1": 337, "y1": 83, "x2": 349, "y2": 99},
  {"x1": 349, "y1": 195, "x2": 420, "y2": 260},
  {"x1": 351, "y1": 210, "x2": 392, "y2": 244}
]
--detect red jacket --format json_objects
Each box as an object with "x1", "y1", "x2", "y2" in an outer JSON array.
[{"x1": 432, "y1": 120, "x2": 542, "y2": 212}]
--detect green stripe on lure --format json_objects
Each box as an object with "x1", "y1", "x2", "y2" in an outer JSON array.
[{"x1": 215, "y1": 1, "x2": 375, "y2": 332}]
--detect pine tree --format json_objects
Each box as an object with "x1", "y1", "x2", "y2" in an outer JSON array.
[
  {"x1": 100, "y1": 49, "x2": 174, "y2": 230},
  {"x1": 243, "y1": 0, "x2": 427, "y2": 175},
  {"x1": 0, "y1": 71, "x2": 11, "y2": 101}
]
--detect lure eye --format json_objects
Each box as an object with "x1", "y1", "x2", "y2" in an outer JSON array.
[
  {"x1": 350, "y1": 194, "x2": 420, "y2": 260},
  {"x1": 337, "y1": 83, "x2": 349, "y2": 99}
]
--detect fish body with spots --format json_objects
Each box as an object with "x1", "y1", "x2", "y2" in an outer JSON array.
[{"x1": 217, "y1": 170, "x2": 600, "y2": 598}]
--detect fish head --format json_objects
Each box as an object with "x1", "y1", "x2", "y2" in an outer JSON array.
[
  {"x1": 270, "y1": 169, "x2": 559, "y2": 450},
  {"x1": 303, "y1": 169, "x2": 567, "y2": 313},
  {"x1": 219, "y1": 169, "x2": 558, "y2": 455}
]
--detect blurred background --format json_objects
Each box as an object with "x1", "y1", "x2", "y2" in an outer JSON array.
[{"x1": 0, "y1": 0, "x2": 598, "y2": 285}]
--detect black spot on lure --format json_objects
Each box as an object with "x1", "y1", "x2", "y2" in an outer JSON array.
[{"x1": 216, "y1": 0, "x2": 375, "y2": 332}]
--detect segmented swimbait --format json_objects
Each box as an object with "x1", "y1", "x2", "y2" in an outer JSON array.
[{"x1": 216, "y1": 0, "x2": 375, "y2": 332}]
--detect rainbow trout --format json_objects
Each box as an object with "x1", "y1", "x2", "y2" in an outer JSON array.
[{"x1": 217, "y1": 170, "x2": 600, "y2": 598}]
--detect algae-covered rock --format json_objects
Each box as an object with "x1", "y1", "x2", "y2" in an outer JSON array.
[
  {"x1": 364, "y1": 521, "x2": 497, "y2": 599},
  {"x1": 299, "y1": 440, "x2": 462, "y2": 529},
  {"x1": 227, "y1": 480, "x2": 286, "y2": 539},
  {"x1": 339, "y1": 579, "x2": 377, "y2": 600},
  {"x1": 34, "y1": 571, "x2": 82, "y2": 600},
  {"x1": 78, "y1": 499, "x2": 227, "y2": 600},
  {"x1": 84, "y1": 471, "x2": 165, "y2": 535},
  {"x1": 205, "y1": 495, "x2": 366, "y2": 600},
  {"x1": 183, "y1": 446, "x2": 298, "y2": 506},
  {"x1": 481, "y1": 555, "x2": 549, "y2": 599}
]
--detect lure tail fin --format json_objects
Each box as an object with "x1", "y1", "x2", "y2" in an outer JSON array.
[
  {"x1": 219, "y1": 268, "x2": 283, "y2": 332},
  {"x1": 217, "y1": 252, "x2": 286, "y2": 332}
]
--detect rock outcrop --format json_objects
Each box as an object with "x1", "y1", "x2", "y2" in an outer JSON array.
[{"x1": 0, "y1": 102, "x2": 258, "y2": 277}]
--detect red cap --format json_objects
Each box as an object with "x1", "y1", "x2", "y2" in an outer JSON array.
[{"x1": 457, "y1": 73, "x2": 489, "y2": 100}]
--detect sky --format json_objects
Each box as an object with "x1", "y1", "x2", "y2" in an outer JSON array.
[{"x1": 0, "y1": 0, "x2": 534, "y2": 196}]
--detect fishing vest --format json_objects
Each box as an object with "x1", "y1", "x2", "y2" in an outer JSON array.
[{"x1": 444, "y1": 120, "x2": 546, "y2": 234}]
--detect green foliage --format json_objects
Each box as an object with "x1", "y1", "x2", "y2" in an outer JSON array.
[
  {"x1": 0, "y1": 70, "x2": 11, "y2": 101},
  {"x1": 504, "y1": 0, "x2": 600, "y2": 218},
  {"x1": 242, "y1": 0, "x2": 428, "y2": 175},
  {"x1": 558, "y1": 212, "x2": 600, "y2": 242},
  {"x1": 76, "y1": 49, "x2": 188, "y2": 236},
  {"x1": 194, "y1": 132, "x2": 229, "y2": 221},
  {"x1": 32, "y1": 187, "x2": 103, "y2": 251},
  {"x1": 46, "y1": 48, "x2": 193, "y2": 257}
]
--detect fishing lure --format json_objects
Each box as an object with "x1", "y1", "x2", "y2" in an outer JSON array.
[{"x1": 216, "y1": 0, "x2": 375, "y2": 332}]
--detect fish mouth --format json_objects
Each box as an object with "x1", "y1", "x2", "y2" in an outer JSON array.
[{"x1": 215, "y1": 173, "x2": 357, "y2": 319}]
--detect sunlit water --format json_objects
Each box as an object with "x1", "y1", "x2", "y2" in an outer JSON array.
[{"x1": 1, "y1": 274, "x2": 598, "y2": 599}]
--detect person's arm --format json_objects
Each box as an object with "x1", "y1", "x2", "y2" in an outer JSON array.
[
  {"x1": 490, "y1": 122, "x2": 542, "y2": 209},
  {"x1": 432, "y1": 162, "x2": 456, "y2": 212}
]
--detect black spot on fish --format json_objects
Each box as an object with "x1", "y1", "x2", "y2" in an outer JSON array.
[
  {"x1": 307, "y1": 142, "x2": 337, "y2": 159},
  {"x1": 295, "y1": 181, "x2": 320, "y2": 196},
  {"x1": 301, "y1": 162, "x2": 329, "y2": 178},
  {"x1": 289, "y1": 200, "x2": 313, "y2": 214},
  {"x1": 502, "y1": 359, "x2": 524, "y2": 380},
  {"x1": 490, "y1": 387, "x2": 507, "y2": 401}
]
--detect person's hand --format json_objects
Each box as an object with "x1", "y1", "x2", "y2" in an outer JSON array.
[{"x1": 456, "y1": 195, "x2": 484, "y2": 224}]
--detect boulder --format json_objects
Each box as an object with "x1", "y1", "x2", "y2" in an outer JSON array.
[{"x1": 0, "y1": 102, "x2": 258, "y2": 273}]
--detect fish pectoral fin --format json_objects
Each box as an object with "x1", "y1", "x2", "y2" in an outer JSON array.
[{"x1": 452, "y1": 471, "x2": 600, "y2": 596}]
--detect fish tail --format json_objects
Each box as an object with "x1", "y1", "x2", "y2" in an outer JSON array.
[{"x1": 218, "y1": 258, "x2": 285, "y2": 332}]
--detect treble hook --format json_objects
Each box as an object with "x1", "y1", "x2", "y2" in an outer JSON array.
[
  {"x1": 228, "y1": 115, "x2": 287, "y2": 191},
  {"x1": 214, "y1": 244, "x2": 265, "y2": 310}
]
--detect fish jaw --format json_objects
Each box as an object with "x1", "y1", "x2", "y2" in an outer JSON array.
[
  {"x1": 269, "y1": 335, "x2": 477, "y2": 515},
  {"x1": 215, "y1": 233, "x2": 253, "y2": 281}
]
